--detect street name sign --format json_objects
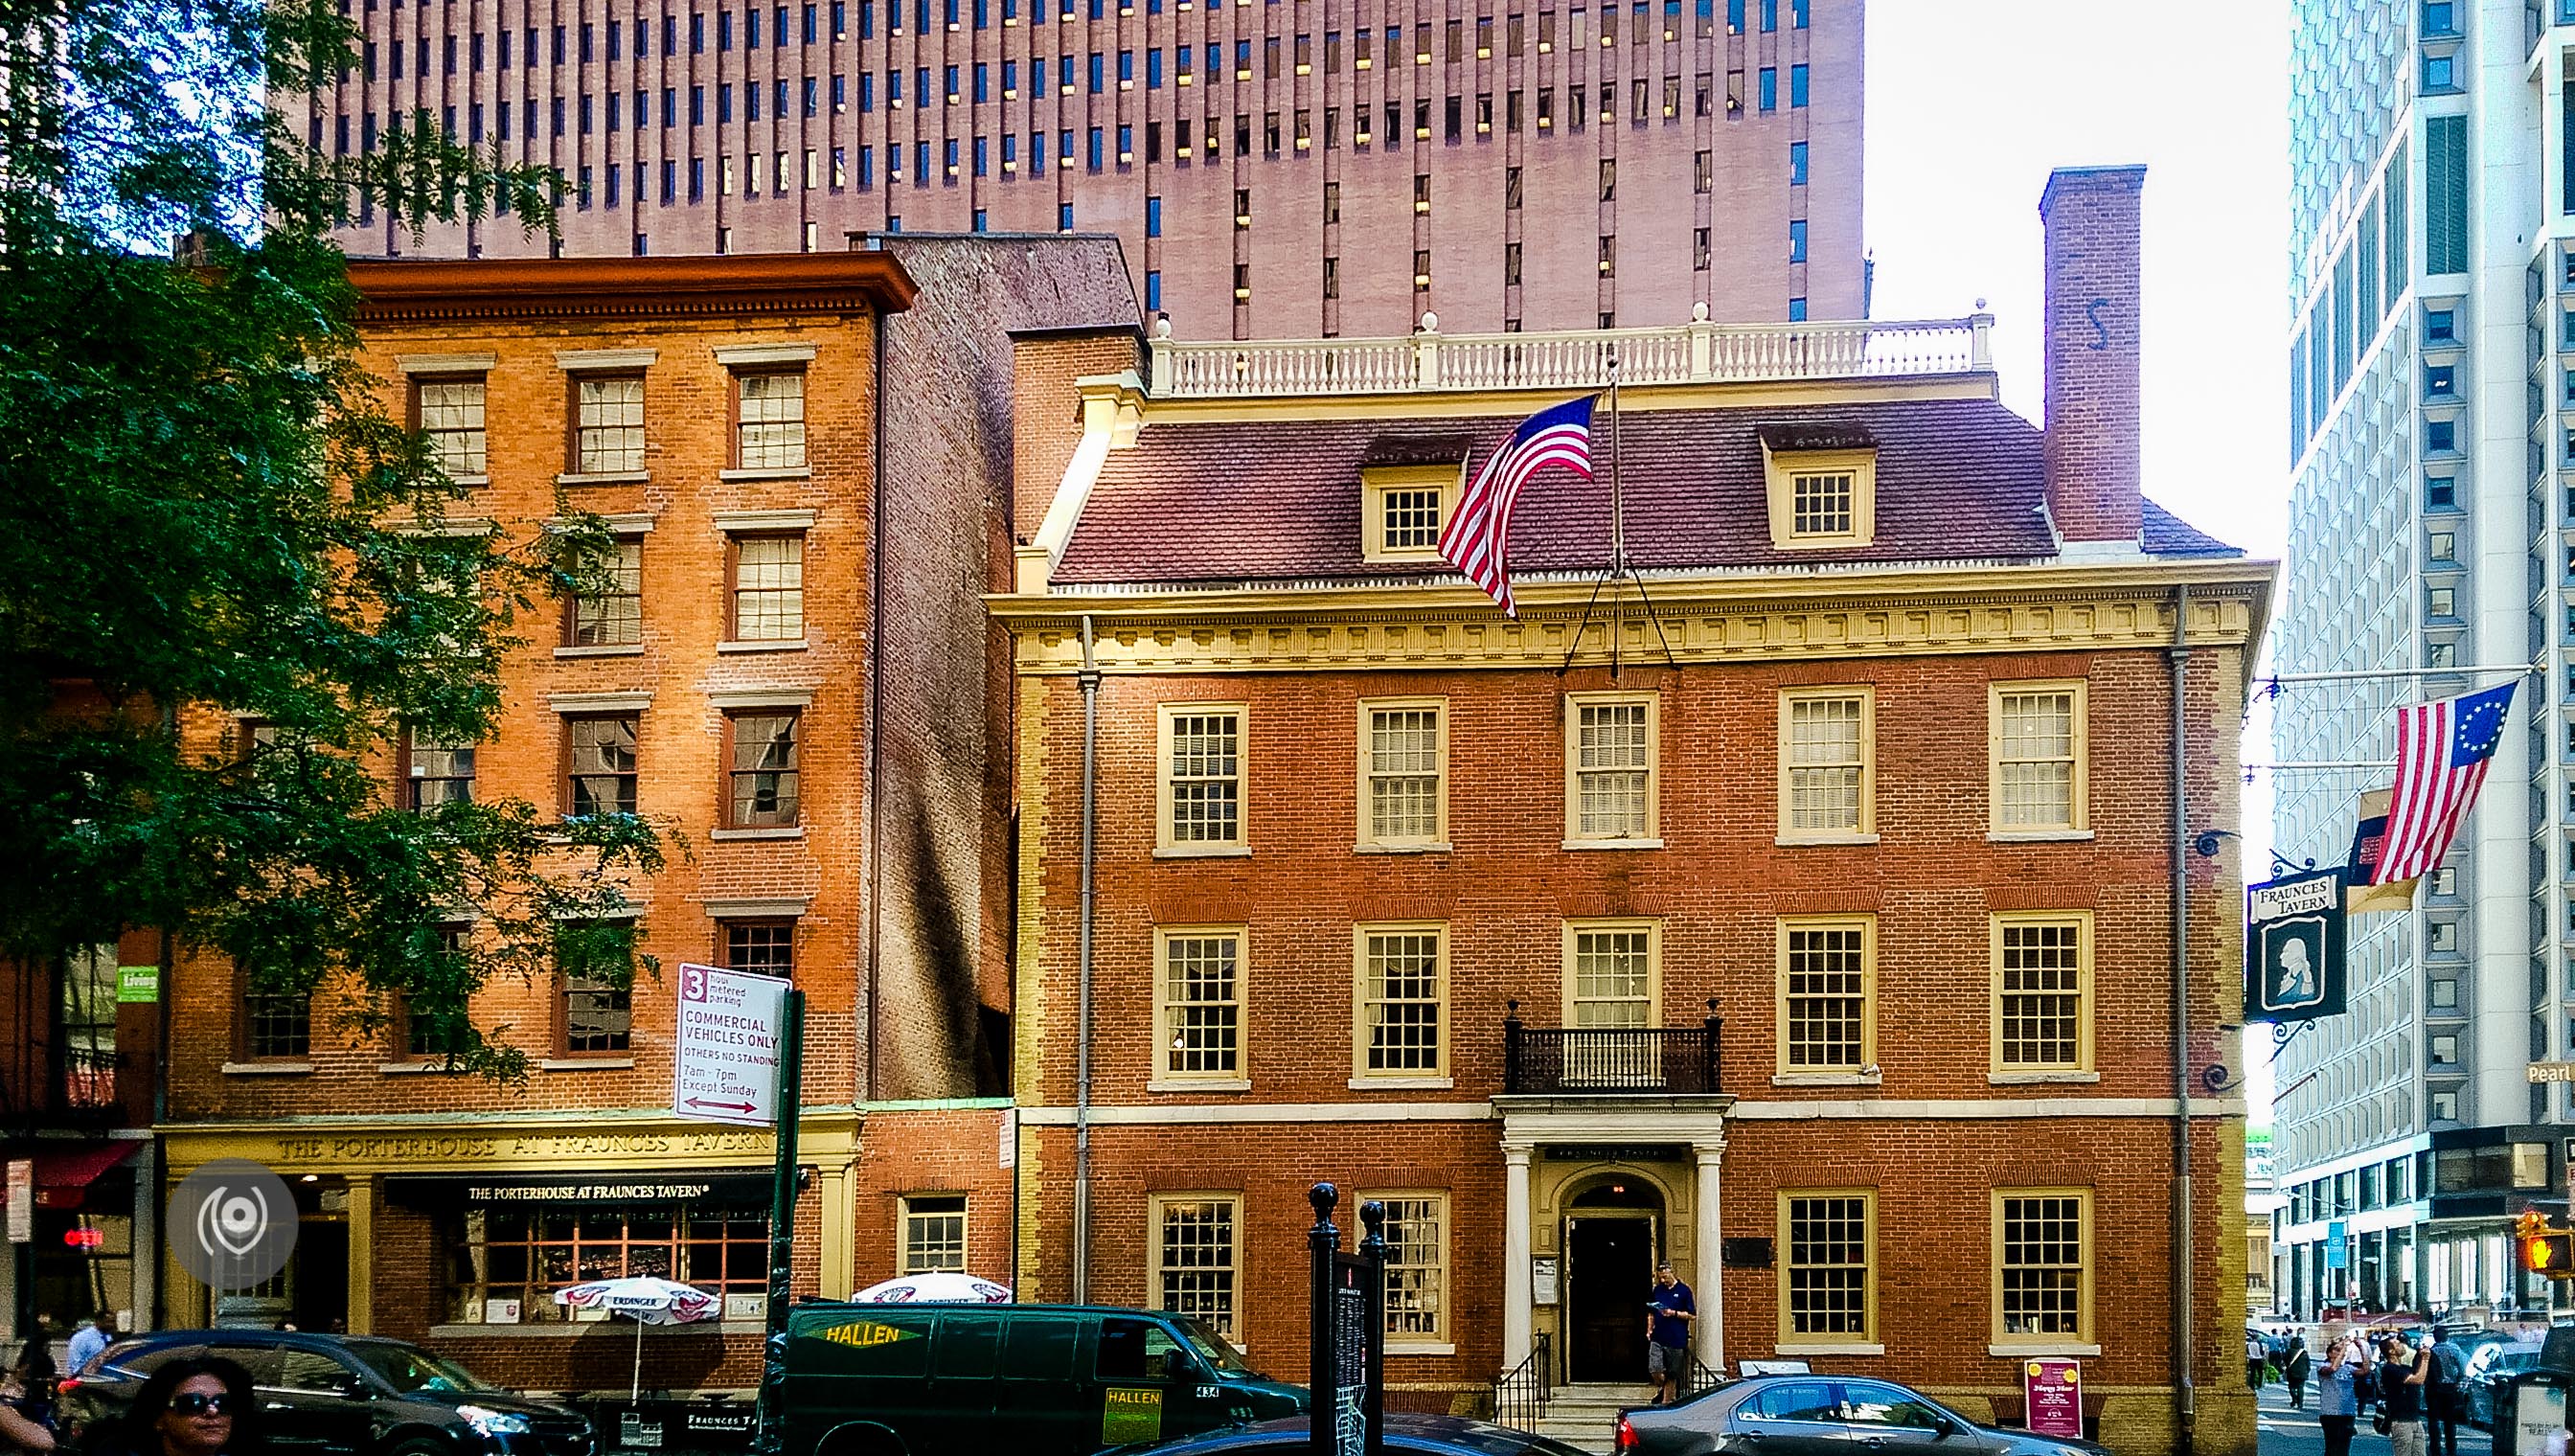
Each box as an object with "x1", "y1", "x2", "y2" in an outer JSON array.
[{"x1": 673, "y1": 963, "x2": 788, "y2": 1127}]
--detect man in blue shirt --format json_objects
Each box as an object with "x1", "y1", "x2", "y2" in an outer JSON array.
[
  {"x1": 65, "y1": 1309, "x2": 113, "y2": 1373},
  {"x1": 1645, "y1": 1262, "x2": 1696, "y2": 1404}
]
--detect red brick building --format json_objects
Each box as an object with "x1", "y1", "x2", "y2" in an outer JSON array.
[
  {"x1": 155, "y1": 243, "x2": 1133, "y2": 1395},
  {"x1": 316, "y1": 0, "x2": 1863, "y2": 337},
  {"x1": 991, "y1": 166, "x2": 2267, "y2": 1455}
]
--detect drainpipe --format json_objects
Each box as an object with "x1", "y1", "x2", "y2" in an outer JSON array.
[
  {"x1": 2169, "y1": 586, "x2": 2196, "y2": 1456},
  {"x1": 865, "y1": 307, "x2": 888, "y2": 1103},
  {"x1": 1072, "y1": 615, "x2": 1101, "y2": 1303}
]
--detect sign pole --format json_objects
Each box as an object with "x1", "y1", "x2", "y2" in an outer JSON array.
[
  {"x1": 754, "y1": 988, "x2": 805, "y2": 1456},
  {"x1": 1309, "y1": 1184, "x2": 1338, "y2": 1456}
]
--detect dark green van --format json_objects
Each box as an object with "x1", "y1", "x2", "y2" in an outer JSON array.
[{"x1": 782, "y1": 1303, "x2": 1310, "y2": 1456}]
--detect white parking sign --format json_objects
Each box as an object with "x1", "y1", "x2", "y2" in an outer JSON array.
[{"x1": 673, "y1": 963, "x2": 789, "y2": 1126}]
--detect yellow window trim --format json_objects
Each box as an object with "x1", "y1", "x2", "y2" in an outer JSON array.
[
  {"x1": 1775, "y1": 1188, "x2": 1878, "y2": 1347},
  {"x1": 1988, "y1": 911, "x2": 2094, "y2": 1077},
  {"x1": 1562, "y1": 692, "x2": 1661, "y2": 843},
  {"x1": 1351, "y1": 921, "x2": 1450, "y2": 1081},
  {"x1": 1356, "y1": 1189, "x2": 1451, "y2": 1344},
  {"x1": 1559, "y1": 918, "x2": 1664, "y2": 1026},
  {"x1": 1775, "y1": 685, "x2": 1876, "y2": 842},
  {"x1": 1152, "y1": 923, "x2": 1248, "y2": 1084},
  {"x1": 1360, "y1": 461, "x2": 1468, "y2": 563},
  {"x1": 1990, "y1": 1187, "x2": 2094, "y2": 1348},
  {"x1": 897, "y1": 1192, "x2": 969, "y2": 1274},
  {"x1": 1988, "y1": 679, "x2": 2089, "y2": 835},
  {"x1": 1155, "y1": 701, "x2": 1250, "y2": 853},
  {"x1": 1773, "y1": 915, "x2": 1876, "y2": 1078},
  {"x1": 1146, "y1": 1192, "x2": 1245, "y2": 1346},
  {"x1": 1356, "y1": 696, "x2": 1451, "y2": 848},
  {"x1": 1762, "y1": 445, "x2": 1877, "y2": 549}
]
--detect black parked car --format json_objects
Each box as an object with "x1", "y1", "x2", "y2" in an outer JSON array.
[
  {"x1": 1099, "y1": 1412, "x2": 1590, "y2": 1455},
  {"x1": 57, "y1": 1329, "x2": 594, "y2": 1456},
  {"x1": 1614, "y1": 1374, "x2": 2113, "y2": 1456},
  {"x1": 2461, "y1": 1339, "x2": 2544, "y2": 1431}
]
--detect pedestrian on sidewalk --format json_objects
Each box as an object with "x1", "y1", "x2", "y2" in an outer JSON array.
[
  {"x1": 2424, "y1": 1328, "x2": 2467, "y2": 1456},
  {"x1": 2317, "y1": 1334, "x2": 2366, "y2": 1456},
  {"x1": 2379, "y1": 1334, "x2": 2429, "y2": 1456},
  {"x1": 1643, "y1": 1262, "x2": 1696, "y2": 1407},
  {"x1": 2286, "y1": 1333, "x2": 2313, "y2": 1411}
]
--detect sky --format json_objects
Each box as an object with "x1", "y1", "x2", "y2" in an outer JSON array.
[{"x1": 1860, "y1": 0, "x2": 2292, "y2": 1119}]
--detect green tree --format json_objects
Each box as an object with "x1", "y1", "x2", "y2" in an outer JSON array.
[{"x1": 0, "y1": 0, "x2": 663, "y2": 1079}]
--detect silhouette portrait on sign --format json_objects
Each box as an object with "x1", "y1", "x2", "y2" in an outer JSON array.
[{"x1": 2264, "y1": 921, "x2": 2326, "y2": 1012}]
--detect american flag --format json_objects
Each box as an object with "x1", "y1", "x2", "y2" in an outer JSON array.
[
  {"x1": 1438, "y1": 395, "x2": 1596, "y2": 616},
  {"x1": 2373, "y1": 681, "x2": 2517, "y2": 885}
]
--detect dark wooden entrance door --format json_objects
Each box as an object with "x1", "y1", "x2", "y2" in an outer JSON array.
[{"x1": 1565, "y1": 1217, "x2": 1653, "y2": 1383}]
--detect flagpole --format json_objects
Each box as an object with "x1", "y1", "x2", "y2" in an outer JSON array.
[{"x1": 1607, "y1": 347, "x2": 1624, "y2": 680}]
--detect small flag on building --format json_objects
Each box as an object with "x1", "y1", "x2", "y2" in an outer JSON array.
[
  {"x1": 2371, "y1": 681, "x2": 2518, "y2": 886},
  {"x1": 1438, "y1": 395, "x2": 1596, "y2": 617},
  {"x1": 2342, "y1": 788, "x2": 2417, "y2": 913}
]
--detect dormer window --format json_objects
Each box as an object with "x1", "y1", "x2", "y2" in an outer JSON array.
[
  {"x1": 1760, "y1": 424, "x2": 1878, "y2": 549},
  {"x1": 1358, "y1": 434, "x2": 1471, "y2": 563}
]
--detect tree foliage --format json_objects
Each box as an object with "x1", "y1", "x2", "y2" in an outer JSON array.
[{"x1": 0, "y1": 0, "x2": 663, "y2": 1079}]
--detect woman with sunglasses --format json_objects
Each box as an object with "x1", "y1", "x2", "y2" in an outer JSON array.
[{"x1": 94, "y1": 1356, "x2": 260, "y2": 1456}]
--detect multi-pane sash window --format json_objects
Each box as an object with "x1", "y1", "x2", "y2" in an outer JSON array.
[
  {"x1": 1363, "y1": 702, "x2": 1445, "y2": 845},
  {"x1": 1160, "y1": 707, "x2": 1244, "y2": 849},
  {"x1": 1381, "y1": 484, "x2": 1442, "y2": 551},
  {"x1": 1568, "y1": 695, "x2": 1655, "y2": 839},
  {"x1": 723, "y1": 920, "x2": 795, "y2": 977},
  {"x1": 1152, "y1": 1195, "x2": 1239, "y2": 1339},
  {"x1": 564, "y1": 974, "x2": 632, "y2": 1054},
  {"x1": 738, "y1": 372, "x2": 809, "y2": 467},
  {"x1": 450, "y1": 1205, "x2": 767, "y2": 1323},
  {"x1": 1781, "y1": 690, "x2": 1870, "y2": 837},
  {"x1": 1994, "y1": 916, "x2": 2089, "y2": 1072},
  {"x1": 1993, "y1": 684, "x2": 2085, "y2": 831},
  {"x1": 576, "y1": 375, "x2": 646, "y2": 472},
  {"x1": 404, "y1": 929, "x2": 473, "y2": 1059},
  {"x1": 243, "y1": 981, "x2": 312, "y2": 1059},
  {"x1": 1357, "y1": 925, "x2": 1445, "y2": 1077},
  {"x1": 900, "y1": 1194, "x2": 968, "y2": 1272},
  {"x1": 1782, "y1": 1193, "x2": 1872, "y2": 1341},
  {"x1": 1564, "y1": 921, "x2": 1657, "y2": 1086},
  {"x1": 1994, "y1": 1192, "x2": 2089, "y2": 1342},
  {"x1": 1371, "y1": 1194, "x2": 1447, "y2": 1341},
  {"x1": 419, "y1": 377, "x2": 489, "y2": 475},
  {"x1": 407, "y1": 732, "x2": 476, "y2": 808},
  {"x1": 1790, "y1": 472, "x2": 1853, "y2": 535},
  {"x1": 726, "y1": 713, "x2": 801, "y2": 827},
  {"x1": 729, "y1": 535, "x2": 805, "y2": 641},
  {"x1": 571, "y1": 537, "x2": 644, "y2": 647},
  {"x1": 59, "y1": 944, "x2": 116, "y2": 1107},
  {"x1": 567, "y1": 716, "x2": 640, "y2": 816},
  {"x1": 1157, "y1": 929, "x2": 1242, "y2": 1080},
  {"x1": 1779, "y1": 919, "x2": 1871, "y2": 1072}
]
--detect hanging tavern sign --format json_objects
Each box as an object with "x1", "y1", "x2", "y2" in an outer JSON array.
[{"x1": 2245, "y1": 867, "x2": 2348, "y2": 1024}]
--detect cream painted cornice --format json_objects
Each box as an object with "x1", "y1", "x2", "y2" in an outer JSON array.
[
  {"x1": 991, "y1": 558, "x2": 2276, "y2": 678},
  {"x1": 1124, "y1": 374, "x2": 1999, "y2": 427}
]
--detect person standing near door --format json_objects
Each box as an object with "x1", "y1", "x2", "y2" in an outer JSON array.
[{"x1": 1644, "y1": 1262, "x2": 1696, "y2": 1405}]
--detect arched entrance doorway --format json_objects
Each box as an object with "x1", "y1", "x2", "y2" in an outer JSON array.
[{"x1": 1561, "y1": 1174, "x2": 1664, "y2": 1383}]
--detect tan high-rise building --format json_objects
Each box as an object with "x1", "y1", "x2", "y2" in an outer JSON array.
[{"x1": 320, "y1": 0, "x2": 1860, "y2": 335}]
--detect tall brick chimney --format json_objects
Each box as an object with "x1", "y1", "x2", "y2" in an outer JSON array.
[{"x1": 2037, "y1": 165, "x2": 2147, "y2": 550}]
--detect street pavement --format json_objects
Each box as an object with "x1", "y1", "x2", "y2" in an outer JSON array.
[{"x1": 2255, "y1": 1381, "x2": 2495, "y2": 1456}]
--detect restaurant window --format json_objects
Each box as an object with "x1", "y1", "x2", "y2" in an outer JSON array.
[
  {"x1": 447, "y1": 1200, "x2": 767, "y2": 1323},
  {"x1": 1366, "y1": 1193, "x2": 1448, "y2": 1344},
  {"x1": 1993, "y1": 1191, "x2": 2090, "y2": 1346},
  {"x1": 900, "y1": 1194, "x2": 968, "y2": 1272},
  {"x1": 1150, "y1": 1195, "x2": 1239, "y2": 1339},
  {"x1": 1780, "y1": 1192, "x2": 1874, "y2": 1344}
]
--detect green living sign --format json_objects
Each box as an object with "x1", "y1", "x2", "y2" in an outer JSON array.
[{"x1": 115, "y1": 967, "x2": 158, "y2": 1004}]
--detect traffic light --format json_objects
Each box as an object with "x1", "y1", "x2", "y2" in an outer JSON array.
[{"x1": 2518, "y1": 1212, "x2": 2575, "y2": 1278}]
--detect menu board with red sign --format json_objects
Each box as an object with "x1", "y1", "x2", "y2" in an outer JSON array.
[{"x1": 2023, "y1": 1359, "x2": 2083, "y2": 1439}]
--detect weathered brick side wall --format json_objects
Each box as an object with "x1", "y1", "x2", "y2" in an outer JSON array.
[
  {"x1": 869, "y1": 235, "x2": 1137, "y2": 1099},
  {"x1": 2039, "y1": 167, "x2": 2147, "y2": 544},
  {"x1": 844, "y1": 1105, "x2": 1018, "y2": 1291}
]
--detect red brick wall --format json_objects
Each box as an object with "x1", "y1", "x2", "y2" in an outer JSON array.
[
  {"x1": 2038, "y1": 166, "x2": 2146, "y2": 544},
  {"x1": 1012, "y1": 331, "x2": 1146, "y2": 546},
  {"x1": 845, "y1": 1105, "x2": 1017, "y2": 1292}
]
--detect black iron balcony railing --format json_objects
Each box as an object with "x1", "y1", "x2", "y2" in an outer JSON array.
[{"x1": 1500, "y1": 1000, "x2": 1723, "y2": 1095}]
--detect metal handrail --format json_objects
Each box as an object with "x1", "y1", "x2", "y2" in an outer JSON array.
[
  {"x1": 1503, "y1": 1004, "x2": 1723, "y2": 1095},
  {"x1": 1491, "y1": 1331, "x2": 1553, "y2": 1433}
]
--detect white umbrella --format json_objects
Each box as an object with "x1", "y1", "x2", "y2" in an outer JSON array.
[
  {"x1": 852, "y1": 1272, "x2": 1012, "y2": 1304},
  {"x1": 554, "y1": 1276, "x2": 721, "y2": 1401}
]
